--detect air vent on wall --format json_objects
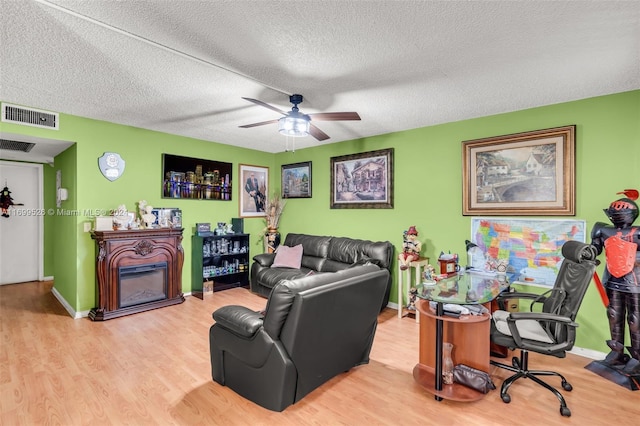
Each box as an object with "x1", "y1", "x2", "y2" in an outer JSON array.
[
  {"x1": 0, "y1": 139, "x2": 36, "y2": 152},
  {"x1": 1, "y1": 102, "x2": 59, "y2": 130}
]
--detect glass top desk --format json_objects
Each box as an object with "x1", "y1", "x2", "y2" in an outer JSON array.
[{"x1": 412, "y1": 271, "x2": 509, "y2": 401}]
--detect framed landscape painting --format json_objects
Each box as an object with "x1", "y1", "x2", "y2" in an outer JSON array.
[
  {"x1": 281, "y1": 161, "x2": 312, "y2": 198},
  {"x1": 330, "y1": 148, "x2": 394, "y2": 209},
  {"x1": 462, "y1": 125, "x2": 575, "y2": 216}
]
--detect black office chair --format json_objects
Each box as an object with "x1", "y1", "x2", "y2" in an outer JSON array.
[{"x1": 490, "y1": 240, "x2": 598, "y2": 417}]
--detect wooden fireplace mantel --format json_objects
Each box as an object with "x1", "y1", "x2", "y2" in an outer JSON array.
[{"x1": 89, "y1": 228, "x2": 185, "y2": 321}]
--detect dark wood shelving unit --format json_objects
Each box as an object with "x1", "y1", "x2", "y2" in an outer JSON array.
[{"x1": 191, "y1": 233, "x2": 250, "y2": 299}]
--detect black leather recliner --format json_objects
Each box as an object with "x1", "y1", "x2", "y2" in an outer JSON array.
[{"x1": 210, "y1": 263, "x2": 389, "y2": 411}]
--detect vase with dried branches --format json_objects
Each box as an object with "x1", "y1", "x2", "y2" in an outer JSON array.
[{"x1": 263, "y1": 193, "x2": 286, "y2": 253}]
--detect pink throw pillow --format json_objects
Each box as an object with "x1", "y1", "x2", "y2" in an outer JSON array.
[{"x1": 271, "y1": 244, "x2": 303, "y2": 269}]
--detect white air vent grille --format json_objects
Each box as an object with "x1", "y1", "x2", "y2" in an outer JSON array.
[
  {"x1": 1, "y1": 103, "x2": 59, "y2": 130},
  {"x1": 0, "y1": 139, "x2": 36, "y2": 152}
]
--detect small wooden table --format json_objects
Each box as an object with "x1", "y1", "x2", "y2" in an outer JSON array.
[
  {"x1": 397, "y1": 256, "x2": 430, "y2": 322},
  {"x1": 412, "y1": 271, "x2": 508, "y2": 401}
]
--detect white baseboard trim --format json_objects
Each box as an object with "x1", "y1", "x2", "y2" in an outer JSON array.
[
  {"x1": 387, "y1": 301, "x2": 399, "y2": 310},
  {"x1": 50, "y1": 286, "x2": 82, "y2": 319},
  {"x1": 42, "y1": 276, "x2": 54, "y2": 281},
  {"x1": 569, "y1": 346, "x2": 607, "y2": 360}
]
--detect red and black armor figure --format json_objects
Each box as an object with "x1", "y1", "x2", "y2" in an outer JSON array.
[{"x1": 591, "y1": 189, "x2": 640, "y2": 375}]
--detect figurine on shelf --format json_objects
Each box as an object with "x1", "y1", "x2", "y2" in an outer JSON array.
[
  {"x1": 112, "y1": 204, "x2": 130, "y2": 230},
  {"x1": 407, "y1": 287, "x2": 418, "y2": 310},
  {"x1": 138, "y1": 200, "x2": 148, "y2": 226},
  {"x1": 399, "y1": 226, "x2": 422, "y2": 270},
  {"x1": 142, "y1": 205, "x2": 156, "y2": 229}
]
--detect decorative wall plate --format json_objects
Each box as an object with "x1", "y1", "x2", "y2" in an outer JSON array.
[{"x1": 98, "y1": 152, "x2": 125, "y2": 181}]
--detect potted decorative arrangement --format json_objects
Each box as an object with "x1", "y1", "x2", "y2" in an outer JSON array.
[{"x1": 263, "y1": 192, "x2": 286, "y2": 253}]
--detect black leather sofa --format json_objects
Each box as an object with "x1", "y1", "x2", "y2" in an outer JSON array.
[
  {"x1": 250, "y1": 233, "x2": 394, "y2": 310},
  {"x1": 210, "y1": 263, "x2": 390, "y2": 411}
]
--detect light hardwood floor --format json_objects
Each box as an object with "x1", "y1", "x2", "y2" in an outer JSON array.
[{"x1": 1, "y1": 281, "x2": 638, "y2": 425}]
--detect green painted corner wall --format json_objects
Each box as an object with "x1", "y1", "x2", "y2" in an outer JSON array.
[{"x1": 1, "y1": 90, "x2": 638, "y2": 354}]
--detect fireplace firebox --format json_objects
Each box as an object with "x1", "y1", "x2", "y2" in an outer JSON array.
[
  {"x1": 89, "y1": 228, "x2": 184, "y2": 321},
  {"x1": 118, "y1": 262, "x2": 168, "y2": 308}
]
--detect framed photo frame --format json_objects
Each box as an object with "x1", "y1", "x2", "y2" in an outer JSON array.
[
  {"x1": 462, "y1": 125, "x2": 576, "y2": 216},
  {"x1": 330, "y1": 148, "x2": 394, "y2": 209},
  {"x1": 239, "y1": 164, "x2": 268, "y2": 218},
  {"x1": 281, "y1": 161, "x2": 312, "y2": 199}
]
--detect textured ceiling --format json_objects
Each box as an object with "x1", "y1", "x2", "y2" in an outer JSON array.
[{"x1": 1, "y1": 0, "x2": 639, "y2": 158}]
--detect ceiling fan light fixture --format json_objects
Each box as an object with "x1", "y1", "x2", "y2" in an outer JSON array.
[{"x1": 278, "y1": 115, "x2": 310, "y2": 137}]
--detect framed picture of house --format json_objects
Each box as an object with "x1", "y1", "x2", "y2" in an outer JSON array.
[
  {"x1": 281, "y1": 161, "x2": 312, "y2": 199},
  {"x1": 239, "y1": 164, "x2": 268, "y2": 218},
  {"x1": 330, "y1": 148, "x2": 394, "y2": 209},
  {"x1": 462, "y1": 125, "x2": 576, "y2": 216}
]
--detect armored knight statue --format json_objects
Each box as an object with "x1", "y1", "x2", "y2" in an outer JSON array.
[{"x1": 591, "y1": 189, "x2": 640, "y2": 375}]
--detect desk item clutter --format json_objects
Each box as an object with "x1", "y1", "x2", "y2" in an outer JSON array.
[{"x1": 428, "y1": 301, "x2": 489, "y2": 317}]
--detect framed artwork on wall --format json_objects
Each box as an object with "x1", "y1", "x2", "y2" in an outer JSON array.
[
  {"x1": 330, "y1": 148, "x2": 394, "y2": 209},
  {"x1": 281, "y1": 161, "x2": 312, "y2": 199},
  {"x1": 162, "y1": 153, "x2": 232, "y2": 200},
  {"x1": 462, "y1": 125, "x2": 576, "y2": 216},
  {"x1": 239, "y1": 164, "x2": 268, "y2": 218}
]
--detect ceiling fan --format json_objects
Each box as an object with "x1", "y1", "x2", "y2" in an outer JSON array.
[{"x1": 239, "y1": 94, "x2": 361, "y2": 141}]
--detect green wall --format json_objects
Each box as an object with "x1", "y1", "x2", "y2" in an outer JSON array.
[{"x1": 0, "y1": 90, "x2": 638, "y2": 354}]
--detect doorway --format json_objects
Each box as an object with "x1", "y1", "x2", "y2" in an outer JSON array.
[{"x1": 0, "y1": 161, "x2": 43, "y2": 284}]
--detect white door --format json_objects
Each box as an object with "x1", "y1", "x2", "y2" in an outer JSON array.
[{"x1": 0, "y1": 161, "x2": 42, "y2": 284}]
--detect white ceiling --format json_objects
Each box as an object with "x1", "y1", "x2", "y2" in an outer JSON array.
[{"x1": 1, "y1": 0, "x2": 639, "y2": 158}]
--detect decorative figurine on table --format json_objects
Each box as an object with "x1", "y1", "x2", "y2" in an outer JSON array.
[
  {"x1": 398, "y1": 226, "x2": 422, "y2": 270},
  {"x1": 590, "y1": 189, "x2": 640, "y2": 376},
  {"x1": 423, "y1": 264, "x2": 436, "y2": 282}
]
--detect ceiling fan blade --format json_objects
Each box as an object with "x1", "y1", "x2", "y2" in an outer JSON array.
[
  {"x1": 241, "y1": 97, "x2": 288, "y2": 115},
  {"x1": 309, "y1": 123, "x2": 330, "y2": 141},
  {"x1": 308, "y1": 112, "x2": 361, "y2": 121},
  {"x1": 238, "y1": 119, "x2": 279, "y2": 128}
]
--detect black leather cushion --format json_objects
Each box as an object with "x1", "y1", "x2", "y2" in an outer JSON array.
[
  {"x1": 255, "y1": 267, "x2": 313, "y2": 290},
  {"x1": 326, "y1": 237, "x2": 392, "y2": 269},
  {"x1": 283, "y1": 233, "x2": 331, "y2": 258}
]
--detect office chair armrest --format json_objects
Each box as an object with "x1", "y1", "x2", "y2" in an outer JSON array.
[
  {"x1": 508, "y1": 311, "x2": 574, "y2": 324},
  {"x1": 506, "y1": 311, "x2": 578, "y2": 350},
  {"x1": 494, "y1": 291, "x2": 539, "y2": 310}
]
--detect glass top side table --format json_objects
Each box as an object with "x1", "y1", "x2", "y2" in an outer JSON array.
[{"x1": 413, "y1": 271, "x2": 509, "y2": 401}]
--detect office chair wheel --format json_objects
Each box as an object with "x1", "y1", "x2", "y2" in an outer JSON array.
[
  {"x1": 501, "y1": 393, "x2": 511, "y2": 403},
  {"x1": 560, "y1": 406, "x2": 571, "y2": 417}
]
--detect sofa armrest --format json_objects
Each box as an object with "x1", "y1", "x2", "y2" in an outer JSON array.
[
  {"x1": 253, "y1": 253, "x2": 276, "y2": 267},
  {"x1": 213, "y1": 305, "x2": 263, "y2": 338}
]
